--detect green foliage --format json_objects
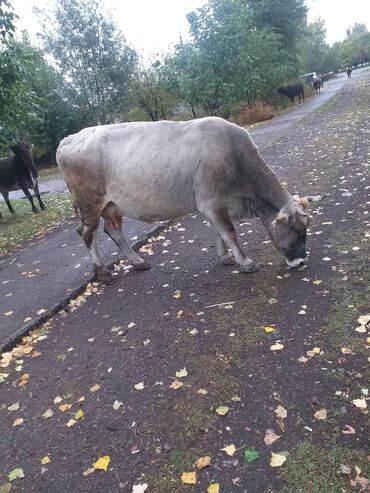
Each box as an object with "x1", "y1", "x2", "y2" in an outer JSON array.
[
  {"x1": 341, "y1": 26, "x2": 370, "y2": 67},
  {"x1": 36, "y1": 0, "x2": 138, "y2": 126},
  {"x1": 168, "y1": 0, "x2": 298, "y2": 117},
  {"x1": 0, "y1": 0, "x2": 17, "y2": 40},
  {"x1": 298, "y1": 19, "x2": 330, "y2": 74}
]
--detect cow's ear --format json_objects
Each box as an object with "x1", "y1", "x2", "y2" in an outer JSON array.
[{"x1": 272, "y1": 211, "x2": 289, "y2": 227}]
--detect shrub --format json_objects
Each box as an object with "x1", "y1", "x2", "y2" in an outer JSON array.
[{"x1": 231, "y1": 102, "x2": 275, "y2": 126}]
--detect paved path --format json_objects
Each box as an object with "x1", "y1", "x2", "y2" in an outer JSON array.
[
  {"x1": 0, "y1": 71, "x2": 369, "y2": 493},
  {"x1": 0, "y1": 68, "x2": 367, "y2": 349}
]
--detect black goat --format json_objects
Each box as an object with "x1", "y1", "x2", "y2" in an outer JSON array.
[
  {"x1": 277, "y1": 83, "x2": 305, "y2": 104},
  {"x1": 0, "y1": 142, "x2": 46, "y2": 218}
]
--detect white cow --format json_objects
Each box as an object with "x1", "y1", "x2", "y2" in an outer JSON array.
[{"x1": 57, "y1": 117, "x2": 320, "y2": 282}]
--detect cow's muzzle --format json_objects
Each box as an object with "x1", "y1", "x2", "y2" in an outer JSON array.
[{"x1": 285, "y1": 257, "x2": 307, "y2": 268}]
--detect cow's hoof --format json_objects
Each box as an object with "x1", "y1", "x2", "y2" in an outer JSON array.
[
  {"x1": 32, "y1": 209, "x2": 40, "y2": 214},
  {"x1": 133, "y1": 260, "x2": 151, "y2": 271},
  {"x1": 95, "y1": 267, "x2": 114, "y2": 284},
  {"x1": 221, "y1": 255, "x2": 236, "y2": 266},
  {"x1": 238, "y1": 260, "x2": 259, "y2": 273}
]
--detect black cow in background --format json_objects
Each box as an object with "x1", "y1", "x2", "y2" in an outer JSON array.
[
  {"x1": 277, "y1": 83, "x2": 305, "y2": 104},
  {"x1": 0, "y1": 142, "x2": 46, "y2": 219},
  {"x1": 346, "y1": 67, "x2": 352, "y2": 78}
]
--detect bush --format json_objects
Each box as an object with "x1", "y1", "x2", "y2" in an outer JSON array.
[{"x1": 231, "y1": 102, "x2": 275, "y2": 126}]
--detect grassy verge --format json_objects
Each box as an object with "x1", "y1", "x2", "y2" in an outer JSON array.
[
  {"x1": 0, "y1": 192, "x2": 73, "y2": 255},
  {"x1": 38, "y1": 165, "x2": 62, "y2": 182}
]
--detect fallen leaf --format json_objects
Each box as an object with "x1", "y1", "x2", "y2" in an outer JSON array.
[
  {"x1": 264, "y1": 429, "x2": 281, "y2": 445},
  {"x1": 170, "y1": 380, "x2": 184, "y2": 390},
  {"x1": 173, "y1": 290, "x2": 182, "y2": 299},
  {"x1": 0, "y1": 482, "x2": 12, "y2": 493},
  {"x1": 82, "y1": 468, "x2": 94, "y2": 477},
  {"x1": 132, "y1": 485, "x2": 148, "y2": 493},
  {"x1": 127, "y1": 322, "x2": 136, "y2": 329},
  {"x1": 8, "y1": 402, "x2": 20, "y2": 412},
  {"x1": 264, "y1": 326, "x2": 275, "y2": 333},
  {"x1": 8, "y1": 469, "x2": 25, "y2": 481},
  {"x1": 195, "y1": 456, "x2": 211, "y2": 469},
  {"x1": 274, "y1": 405, "x2": 287, "y2": 419},
  {"x1": 231, "y1": 394, "x2": 241, "y2": 402},
  {"x1": 12, "y1": 418, "x2": 24, "y2": 427},
  {"x1": 113, "y1": 400, "x2": 123, "y2": 411},
  {"x1": 66, "y1": 419, "x2": 76, "y2": 427},
  {"x1": 181, "y1": 471, "x2": 197, "y2": 484},
  {"x1": 207, "y1": 484, "x2": 220, "y2": 493},
  {"x1": 54, "y1": 396, "x2": 62, "y2": 404},
  {"x1": 216, "y1": 405, "x2": 229, "y2": 416},
  {"x1": 340, "y1": 464, "x2": 351, "y2": 475},
  {"x1": 93, "y1": 455, "x2": 110, "y2": 472},
  {"x1": 270, "y1": 342, "x2": 285, "y2": 351},
  {"x1": 42, "y1": 408, "x2": 54, "y2": 420},
  {"x1": 59, "y1": 404, "x2": 72, "y2": 413},
  {"x1": 41, "y1": 456, "x2": 50, "y2": 465},
  {"x1": 298, "y1": 356, "x2": 309, "y2": 363},
  {"x1": 89, "y1": 384, "x2": 101, "y2": 393},
  {"x1": 314, "y1": 409, "x2": 327, "y2": 420},
  {"x1": 244, "y1": 448, "x2": 259, "y2": 463},
  {"x1": 175, "y1": 367, "x2": 188, "y2": 378},
  {"x1": 341, "y1": 347, "x2": 354, "y2": 355},
  {"x1": 352, "y1": 398, "x2": 367, "y2": 409},
  {"x1": 313, "y1": 280, "x2": 322, "y2": 285},
  {"x1": 18, "y1": 373, "x2": 29, "y2": 386},
  {"x1": 134, "y1": 382, "x2": 145, "y2": 390},
  {"x1": 74, "y1": 409, "x2": 84, "y2": 420},
  {"x1": 221, "y1": 444, "x2": 236, "y2": 456},
  {"x1": 270, "y1": 452, "x2": 287, "y2": 467},
  {"x1": 197, "y1": 388, "x2": 208, "y2": 395},
  {"x1": 357, "y1": 315, "x2": 370, "y2": 326},
  {"x1": 342, "y1": 425, "x2": 356, "y2": 435}
]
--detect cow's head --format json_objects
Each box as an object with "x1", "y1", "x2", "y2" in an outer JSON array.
[
  {"x1": 11, "y1": 141, "x2": 37, "y2": 186},
  {"x1": 269, "y1": 195, "x2": 323, "y2": 267}
]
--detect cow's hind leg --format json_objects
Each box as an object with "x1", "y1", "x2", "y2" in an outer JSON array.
[
  {"x1": 34, "y1": 181, "x2": 46, "y2": 210},
  {"x1": 102, "y1": 209, "x2": 150, "y2": 271},
  {"x1": 201, "y1": 203, "x2": 259, "y2": 273},
  {"x1": 19, "y1": 185, "x2": 39, "y2": 213},
  {"x1": 77, "y1": 220, "x2": 112, "y2": 283},
  {"x1": 216, "y1": 233, "x2": 235, "y2": 266}
]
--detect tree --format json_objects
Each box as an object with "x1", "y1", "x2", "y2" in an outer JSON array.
[
  {"x1": 36, "y1": 0, "x2": 138, "y2": 126},
  {"x1": 297, "y1": 19, "x2": 330, "y2": 74},
  {"x1": 342, "y1": 24, "x2": 370, "y2": 67},
  {"x1": 0, "y1": 0, "x2": 17, "y2": 41}
]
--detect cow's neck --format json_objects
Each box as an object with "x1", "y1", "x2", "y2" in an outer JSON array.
[{"x1": 249, "y1": 155, "x2": 292, "y2": 220}]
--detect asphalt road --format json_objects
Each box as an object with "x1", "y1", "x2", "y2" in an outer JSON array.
[{"x1": 0, "y1": 68, "x2": 367, "y2": 350}]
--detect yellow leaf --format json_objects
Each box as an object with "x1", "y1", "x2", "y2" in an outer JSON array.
[
  {"x1": 312, "y1": 347, "x2": 321, "y2": 354},
  {"x1": 207, "y1": 484, "x2": 220, "y2": 493},
  {"x1": 41, "y1": 456, "x2": 50, "y2": 465},
  {"x1": 42, "y1": 408, "x2": 54, "y2": 420},
  {"x1": 18, "y1": 373, "x2": 29, "y2": 386},
  {"x1": 314, "y1": 409, "x2": 327, "y2": 420},
  {"x1": 220, "y1": 444, "x2": 236, "y2": 456},
  {"x1": 89, "y1": 384, "x2": 101, "y2": 393},
  {"x1": 341, "y1": 347, "x2": 353, "y2": 355},
  {"x1": 173, "y1": 290, "x2": 182, "y2": 299},
  {"x1": 12, "y1": 417, "x2": 24, "y2": 427},
  {"x1": 216, "y1": 406, "x2": 229, "y2": 416},
  {"x1": 195, "y1": 456, "x2": 211, "y2": 469},
  {"x1": 134, "y1": 382, "x2": 145, "y2": 390},
  {"x1": 270, "y1": 342, "x2": 284, "y2": 351},
  {"x1": 270, "y1": 452, "x2": 287, "y2": 467},
  {"x1": 313, "y1": 280, "x2": 322, "y2": 285},
  {"x1": 181, "y1": 471, "x2": 197, "y2": 484},
  {"x1": 93, "y1": 455, "x2": 111, "y2": 472},
  {"x1": 59, "y1": 404, "x2": 72, "y2": 412},
  {"x1": 74, "y1": 409, "x2": 84, "y2": 420},
  {"x1": 198, "y1": 388, "x2": 208, "y2": 395},
  {"x1": 175, "y1": 367, "x2": 188, "y2": 378},
  {"x1": 264, "y1": 326, "x2": 275, "y2": 333},
  {"x1": 66, "y1": 418, "x2": 76, "y2": 427}
]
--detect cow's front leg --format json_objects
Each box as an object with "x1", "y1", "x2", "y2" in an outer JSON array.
[
  {"x1": 103, "y1": 216, "x2": 150, "y2": 271},
  {"x1": 77, "y1": 221, "x2": 112, "y2": 283},
  {"x1": 20, "y1": 186, "x2": 39, "y2": 214},
  {"x1": 203, "y1": 205, "x2": 259, "y2": 273},
  {"x1": 2, "y1": 191, "x2": 15, "y2": 214},
  {"x1": 216, "y1": 233, "x2": 235, "y2": 266}
]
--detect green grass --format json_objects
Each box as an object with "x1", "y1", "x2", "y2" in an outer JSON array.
[
  {"x1": 0, "y1": 192, "x2": 73, "y2": 255},
  {"x1": 281, "y1": 442, "x2": 370, "y2": 493},
  {"x1": 38, "y1": 165, "x2": 62, "y2": 182}
]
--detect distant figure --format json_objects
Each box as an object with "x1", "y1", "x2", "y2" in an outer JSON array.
[
  {"x1": 346, "y1": 67, "x2": 352, "y2": 78},
  {"x1": 277, "y1": 83, "x2": 305, "y2": 104},
  {"x1": 312, "y1": 74, "x2": 322, "y2": 94}
]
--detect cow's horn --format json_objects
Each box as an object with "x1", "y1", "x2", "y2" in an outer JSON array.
[{"x1": 272, "y1": 212, "x2": 289, "y2": 227}]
